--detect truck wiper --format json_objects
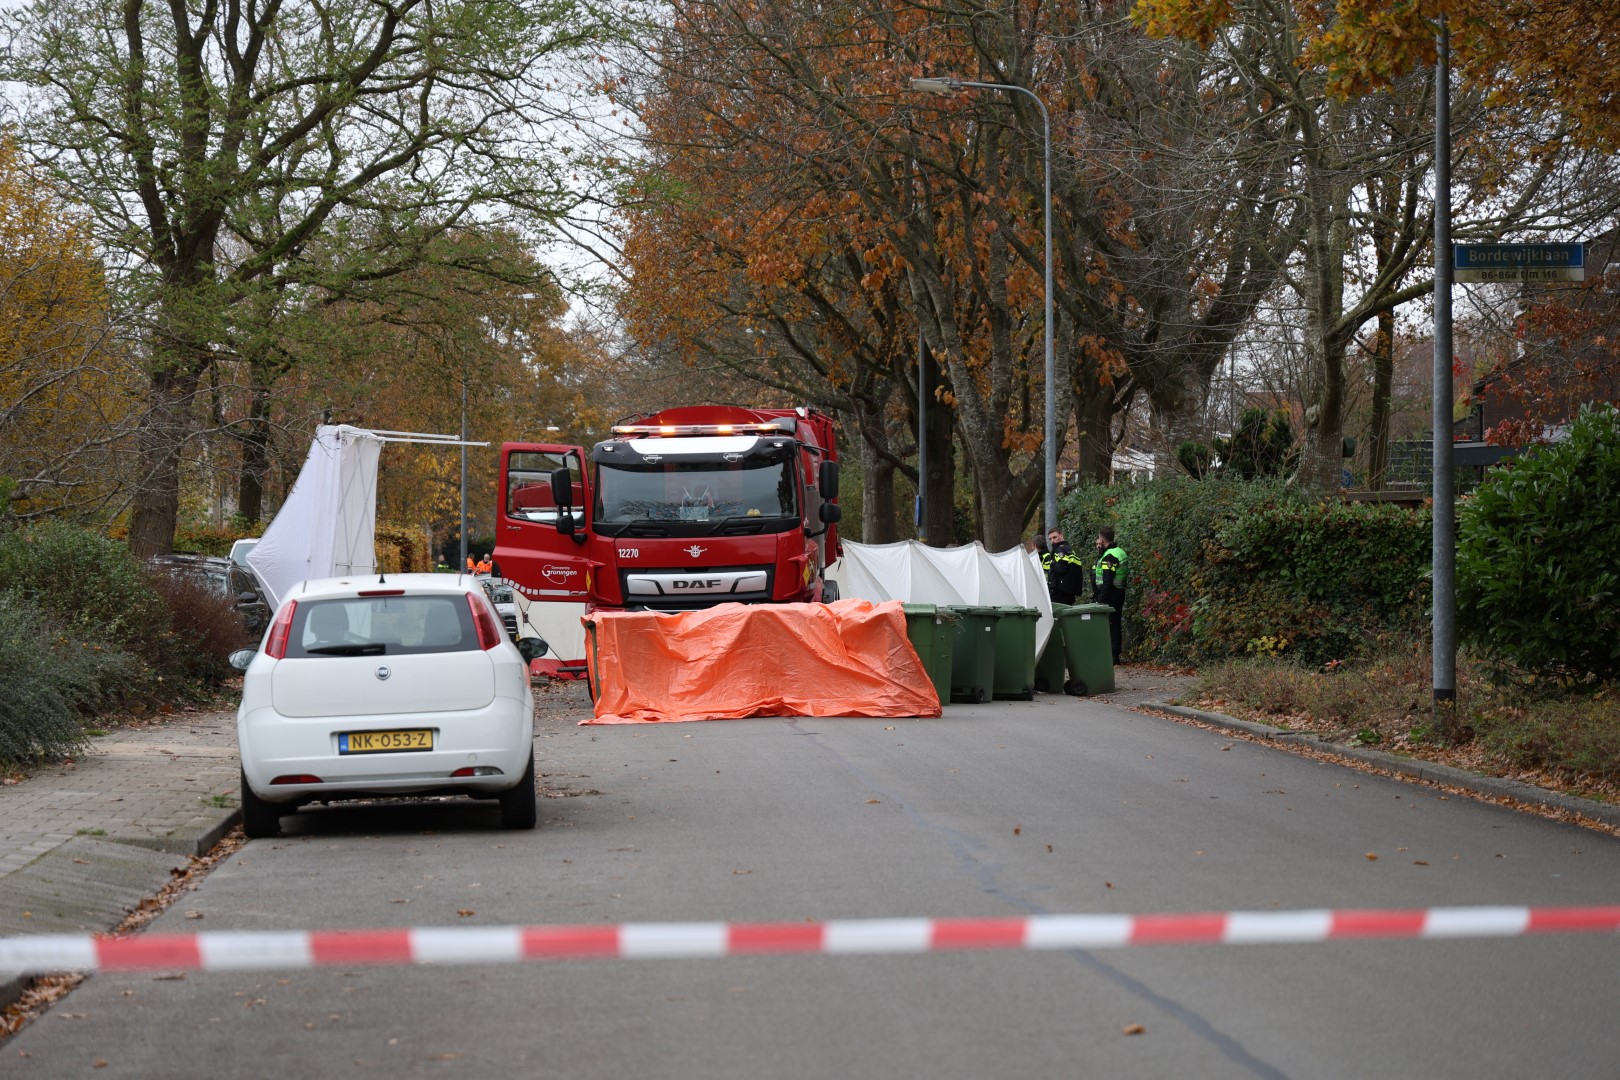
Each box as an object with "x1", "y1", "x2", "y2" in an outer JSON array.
[{"x1": 711, "y1": 516, "x2": 769, "y2": 535}]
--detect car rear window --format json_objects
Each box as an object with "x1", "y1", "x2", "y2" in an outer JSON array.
[{"x1": 284, "y1": 595, "x2": 477, "y2": 657}]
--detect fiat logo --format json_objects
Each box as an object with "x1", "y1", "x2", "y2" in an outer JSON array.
[{"x1": 375, "y1": 665, "x2": 392, "y2": 681}]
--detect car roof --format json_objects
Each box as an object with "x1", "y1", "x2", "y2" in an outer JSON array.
[{"x1": 289, "y1": 573, "x2": 482, "y2": 601}]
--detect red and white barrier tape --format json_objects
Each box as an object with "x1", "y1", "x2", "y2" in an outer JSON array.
[{"x1": 3, "y1": 906, "x2": 1616, "y2": 975}]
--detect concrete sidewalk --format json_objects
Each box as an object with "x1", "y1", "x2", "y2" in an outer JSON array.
[{"x1": 0, "y1": 708, "x2": 241, "y2": 1009}]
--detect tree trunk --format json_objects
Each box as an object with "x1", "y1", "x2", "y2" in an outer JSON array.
[
  {"x1": 864, "y1": 457, "x2": 898, "y2": 544},
  {"x1": 237, "y1": 379, "x2": 273, "y2": 526},
  {"x1": 127, "y1": 363, "x2": 201, "y2": 559},
  {"x1": 1071, "y1": 369, "x2": 1115, "y2": 485}
]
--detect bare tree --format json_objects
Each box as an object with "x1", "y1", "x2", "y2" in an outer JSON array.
[{"x1": 2, "y1": 0, "x2": 622, "y2": 555}]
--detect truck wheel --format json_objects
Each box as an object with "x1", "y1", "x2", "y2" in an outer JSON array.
[
  {"x1": 500, "y1": 754, "x2": 538, "y2": 830},
  {"x1": 240, "y1": 771, "x2": 282, "y2": 839}
]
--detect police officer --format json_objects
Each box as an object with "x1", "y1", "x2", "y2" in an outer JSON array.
[
  {"x1": 1092, "y1": 526, "x2": 1127, "y2": 664},
  {"x1": 1044, "y1": 528, "x2": 1087, "y2": 605}
]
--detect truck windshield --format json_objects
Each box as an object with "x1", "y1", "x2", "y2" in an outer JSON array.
[{"x1": 595, "y1": 453, "x2": 798, "y2": 527}]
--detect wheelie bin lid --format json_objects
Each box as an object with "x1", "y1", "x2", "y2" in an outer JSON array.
[
  {"x1": 994, "y1": 605, "x2": 1039, "y2": 617},
  {"x1": 946, "y1": 604, "x2": 1003, "y2": 616},
  {"x1": 1063, "y1": 603, "x2": 1115, "y2": 616}
]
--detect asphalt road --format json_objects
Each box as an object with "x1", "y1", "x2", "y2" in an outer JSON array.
[{"x1": 9, "y1": 684, "x2": 1620, "y2": 1078}]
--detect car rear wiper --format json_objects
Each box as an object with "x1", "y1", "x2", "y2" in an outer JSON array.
[{"x1": 304, "y1": 644, "x2": 387, "y2": 656}]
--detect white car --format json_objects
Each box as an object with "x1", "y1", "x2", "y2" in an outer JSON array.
[{"x1": 231, "y1": 574, "x2": 546, "y2": 838}]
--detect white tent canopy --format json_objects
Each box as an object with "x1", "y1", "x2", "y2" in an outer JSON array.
[
  {"x1": 247, "y1": 425, "x2": 384, "y2": 610},
  {"x1": 829, "y1": 540, "x2": 1053, "y2": 653},
  {"x1": 246, "y1": 425, "x2": 485, "y2": 611}
]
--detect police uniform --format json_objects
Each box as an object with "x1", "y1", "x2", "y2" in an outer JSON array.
[{"x1": 1093, "y1": 543, "x2": 1127, "y2": 664}]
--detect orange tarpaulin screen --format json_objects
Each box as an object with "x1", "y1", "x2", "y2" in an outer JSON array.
[{"x1": 582, "y1": 599, "x2": 942, "y2": 724}]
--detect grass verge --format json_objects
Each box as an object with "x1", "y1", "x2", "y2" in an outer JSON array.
[{"x1": 1189, "y1": 647, "x2": 1620, "y2": 806}]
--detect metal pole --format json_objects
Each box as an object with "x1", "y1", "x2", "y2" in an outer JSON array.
[
  {"x1": 1432, "y1": 19, "x2": 1457, "y2": 719},
  {"x1": 1039, "y1": 101, "x2": 1055, "y2": 535},
  {"x1": 917, "y1": 329, "x2": 928, "y2": 543},
  {"x1": 459, "y1": 374, "x2": 469, "y2": 571}
]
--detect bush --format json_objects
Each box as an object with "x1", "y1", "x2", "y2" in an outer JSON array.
[
  {"x1": 1456, "y1": 403, "x2": 1620, "y2": 683},
  {"x1": 0, "y1": 520, "x2": 242, "y2": 704},
  {"x1": 1059, "y1": 476, "x2": 1431, "y2": 666},
  {"x1": 142, "y1": 573, "x2": 248, "y2": 685},
  {"x1": 0, "y1": 592, "x2": 140, "y2": 767},
  {"x1": 0, "y1": 519, "x2": 169, "y2": 645}
]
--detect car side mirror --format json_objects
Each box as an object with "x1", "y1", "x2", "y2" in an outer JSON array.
[
  {"x1": 228, "y1": 649, "x2": 257, "y2": 671},
  {"x1": 515, "y1": 636, "x2": 550, "y2": 663}
]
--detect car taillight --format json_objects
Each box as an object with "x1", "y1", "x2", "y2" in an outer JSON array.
[
  {"x1": 264, "y1": 600, "x2": 297, "y2": 658},
  {"x1": 467, "y1": 592, "x2": 504, "y2": 651}
]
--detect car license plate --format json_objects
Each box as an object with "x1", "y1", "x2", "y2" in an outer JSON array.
[{"x1": 339, "y1": 729, "x2": 433, "y2": 754}]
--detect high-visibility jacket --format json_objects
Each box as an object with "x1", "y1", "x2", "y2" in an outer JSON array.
[{"x1": 1093, "y1": 545, "x2": 1127, "y2": 609}]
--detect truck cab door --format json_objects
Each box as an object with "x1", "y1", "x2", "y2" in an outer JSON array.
[{"x1": 494, "y1": 443, "x2": 593, "y2": 604}]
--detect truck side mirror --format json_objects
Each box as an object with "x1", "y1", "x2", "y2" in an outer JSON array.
[
  {"x1": 549, "y1": 468, "x2": 578, "y2": 539},
  {"x1": 550, "y1": 468, "x2": 573, "y2": 508},
  {"x1": 818, "y1": 460, "x2": 839, "y2": 500},
  {"x1": 818, "y1": 502, "x2": 842, "y2": 524}
]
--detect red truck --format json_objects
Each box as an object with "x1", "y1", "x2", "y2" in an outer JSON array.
[{"x1": 494, "y1": 406, "x2": 842, "y2": 627}]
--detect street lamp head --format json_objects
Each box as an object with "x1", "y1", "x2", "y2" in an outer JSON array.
[{"x1": 910, "y1": 77, "x2": 960, "y2": 95}]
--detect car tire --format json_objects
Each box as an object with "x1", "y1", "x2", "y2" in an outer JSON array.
[
  {"x1": 240, "y1": 771, "x2": 283, "y2": 839},
  {"x1": 500, "y1": 754, "x2": 538, "y2": 830}
]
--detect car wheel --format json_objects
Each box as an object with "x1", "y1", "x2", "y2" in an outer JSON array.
[
  {"x1": 500, "y1": 754, "x2": 538, "y2": 830},
  {"x1": 240, "y1": 771, "x2": 283, "y2": 839}
]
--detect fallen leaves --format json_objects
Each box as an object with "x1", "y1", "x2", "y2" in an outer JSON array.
[
  {"x1": 1122, "y1": 1023, "x2": 1146, "y2": 1036},
  {"x1": 456, "y1": 909, "x2": 476, "y2": 918},
  {"x1": 1365, "y1": 853, "x2": 1378, "y2": 861}
]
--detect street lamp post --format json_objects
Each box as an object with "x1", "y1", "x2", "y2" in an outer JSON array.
[{"x1": 911, "y1": 76, "x2": 1057, "y2": 535}]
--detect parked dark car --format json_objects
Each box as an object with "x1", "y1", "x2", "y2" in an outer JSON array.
[
  {"x1": 148, "y1": 553, "x2": 272, "y2": 639},
  {"x1": 481, "y1": 579, "x2": 519, "y2": 640}
]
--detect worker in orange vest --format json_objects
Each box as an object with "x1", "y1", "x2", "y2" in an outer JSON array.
[{"x1": 475, "y1": 555, "x2": 493, "y2": 575}]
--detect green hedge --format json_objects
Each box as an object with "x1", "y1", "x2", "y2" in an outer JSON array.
[
  {"x1": 0, "y1": 592, "x2": 140, "y2": 767},
  {"x1": 1456, "y1": 403, "x2": 1620, "y2": 683},
  {"x1": 1059, "y1": 477, "x2": 1431, "y2": 667}
]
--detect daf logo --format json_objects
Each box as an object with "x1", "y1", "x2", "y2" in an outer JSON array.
[
  {"x1": 541, "y1": 564, "x2": 579, "y2": 583},
  {"x1": 375, "y1": 665, "x2": 392, "y2": 681},
  {"x1": 672, "y1": 579, "x2": 722, "y2": 590},
  {"x1": 684, "y1": 544, "x2": 707, "y2": 558}
]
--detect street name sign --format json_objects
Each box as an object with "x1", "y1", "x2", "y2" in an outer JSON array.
[{"x1": 1453, "y1": 242, "x2": 1585, "y2": 283}]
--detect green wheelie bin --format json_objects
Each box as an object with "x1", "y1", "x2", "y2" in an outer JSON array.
[
  {"x1": 991, "y1": 606, "x2": 1039, "y2": 700},
  {"x1": 946, "y1": 605, "x2": 1001, "y2": 704},
  {"x1": 901, "y1": 604, "x2": 957, "y2": 706},
  {"x1": 1058, "y1": 603, "x2": 1116, "y2": 695},
  {"x1": 1034, "y1": 608, "x2": 1068, "y2": 693}
]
